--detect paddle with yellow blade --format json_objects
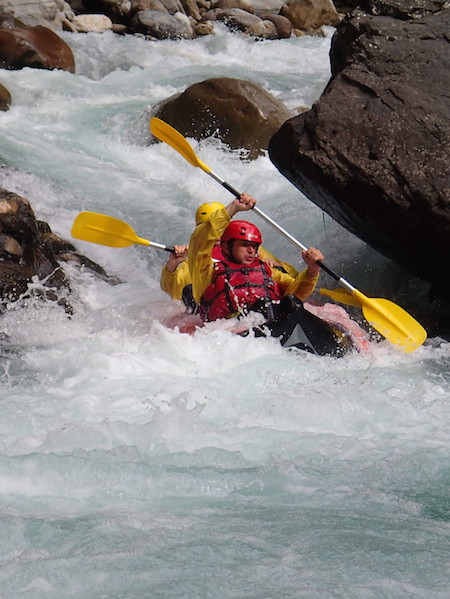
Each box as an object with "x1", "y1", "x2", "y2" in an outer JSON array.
[
  {"x1": 149, "y1": 117, "x2": 427, "y2": 353},
  {"x1": 71, "y1": 211, "x2": 174, "y2": 253},
  {"x1": 319, "y1": 287, "x2": 363, "y2": 308}
]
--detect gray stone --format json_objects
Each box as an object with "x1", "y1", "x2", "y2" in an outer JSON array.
[{"x1": 131, "y1": 9, "x2": 194, "y2": 37}]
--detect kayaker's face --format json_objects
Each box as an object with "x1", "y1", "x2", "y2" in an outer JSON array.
[{"x1": 229, "y1": 240, "x2": 260, "y2": 265}]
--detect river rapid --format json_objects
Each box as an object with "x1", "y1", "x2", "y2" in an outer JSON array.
[{"x1": 0, "y1": 25, "x2": 448, "y2": 599}]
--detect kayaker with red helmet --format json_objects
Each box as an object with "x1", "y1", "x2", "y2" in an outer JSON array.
[
  {"x1": 160, "y1": 200, "x2": 299, "y2": 305},
  {"x1": 188, "y1": 193, "x2": 324, "y2": 321}
]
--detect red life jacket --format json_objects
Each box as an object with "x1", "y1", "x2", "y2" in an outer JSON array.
[{"x1": 200, "y1": 258, "x2": 282, "y2": 321}]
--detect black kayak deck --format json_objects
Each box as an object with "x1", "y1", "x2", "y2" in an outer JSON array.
[{"x1": 241, "y1": 295, "x2": 354, "y2": 357}]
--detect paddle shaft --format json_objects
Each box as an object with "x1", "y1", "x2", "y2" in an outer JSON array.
[
  {"x1": 207, "y1": 168, "x2": 355, "y2": 291},
  {"x1": 152, "y1": 242, "x2": 174, "y2": 253}
]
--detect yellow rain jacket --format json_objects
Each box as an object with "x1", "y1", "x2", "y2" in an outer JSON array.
[
  {"x1": 188, "y1": 206, "x2": 319, "y2": 306},
  {"x1": 160, "y1": 214, "x2": 299, "y2": 302}
]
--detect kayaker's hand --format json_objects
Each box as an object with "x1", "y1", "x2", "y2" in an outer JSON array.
[
  {"x1": 226, "y1": 193, "x2": 256, "y2": 217},
  {"x1": 265, "y1": 257, "x2": 283, "y2": 269},
  {"x1": 166, "y1": 244, "x2": 188, "y2": 272},
  {"x1": 302, "y1": 247, "x2": 323, "y2": 277}
]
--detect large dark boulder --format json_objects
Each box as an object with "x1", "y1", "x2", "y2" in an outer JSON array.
[
  {"x1": 269, "y1": 1, "x2": 450, "y2": 315},
  {"x1": 0, "y1": 16, "x2": 75, "y2": 72},
  {"x1": 152, "y1": 77, "x2": 293, "y2": 159}
]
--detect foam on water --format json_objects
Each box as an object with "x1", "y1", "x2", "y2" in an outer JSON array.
[{"x1": 0, "y1": 26, "x2": 449, "y2": 599}]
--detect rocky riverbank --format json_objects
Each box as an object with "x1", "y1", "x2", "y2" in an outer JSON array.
[{"x1": 0, "y1": 0, "x2": 348, "y2": 39}]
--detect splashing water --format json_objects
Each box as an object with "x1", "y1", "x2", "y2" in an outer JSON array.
[{"x1": 0, "y1": 26, "x2": 448, "y2": 599}]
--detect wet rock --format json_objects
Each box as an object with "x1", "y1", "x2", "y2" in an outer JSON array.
[
  {"x1": 130, "y1": 10, "x2": 194, "y2": 37},
  {"x1": 130, "y1": 0, "x2": 169, "y2": 13},
  {"x1": 246, "y1": 18, "x2": 278, "y2": 37},
  {"x1": 152, "y1": 76, "x2": 293, "y2": 159},
  {"x1": 252, "y1": 0, "x2": 284, "y2": 9},
  {"x1": 130, "y1": 0, "x2": 185, "y2": 15},
  {"x1": 0, "y1": 82, "x2": 11, "y2": 111},
  {"x1": 260, "y1": 12, "x2": 292, "y2": 37},
  {"x1": 180, "y1": 0, "x2": 202, "y2": 20},
  {"x1": 212, "y1": 0, "x2": 255, "y2": 13},
  {"x1": 193, "y1": 19, "x2": 214, "y2": 34},
  {"x1": 202, "y1": 7, "x2": 262, "y2": 29},
  {"x1": 0, "y1": 16, "x2": 75, "y2": 72},
  {"x1": 72, "y1": 13, "x2": 113, "y2": 31},
  {"x1": 0, "y1": 188, "x2": 119, "y2": 314},
  {"x1": 279, "y1": 0, "x2": 340, "y2": 29}
]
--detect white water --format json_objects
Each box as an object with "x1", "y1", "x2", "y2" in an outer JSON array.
[{"x1": 0, "y1": 26, "x2": 448, "y2": 599}]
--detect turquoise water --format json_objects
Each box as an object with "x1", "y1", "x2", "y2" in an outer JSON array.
[{"x1": 0, "y1": 26, "x2": 448, "y2": 599}]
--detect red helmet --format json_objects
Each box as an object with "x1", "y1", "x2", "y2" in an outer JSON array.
[{"x1": 221, "y1": 220, "x2": 262, "y2": 244}]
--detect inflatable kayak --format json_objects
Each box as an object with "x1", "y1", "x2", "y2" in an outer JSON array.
[
  {"x1": 165, "y1": 294, "x2": 370, "y2": 356},
  {"x1": 238, "y1": 295, "x2": 365, "y2": 356}
]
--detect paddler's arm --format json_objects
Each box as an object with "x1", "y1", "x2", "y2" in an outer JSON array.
[
  {"x1": 276, "y1": 268, "x2": 319, "y2": 301},
  {"x1": 188, "y1": 194, "x2": 257, "y2": 304},
  {"x1": 160, "y1": 260, "x2": 191, "y2": 301}
]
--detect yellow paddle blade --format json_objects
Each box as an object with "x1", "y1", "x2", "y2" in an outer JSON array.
[
  {"x1": 352, "y1": 290, "x2": 427, "y2": 353},
  {"x1": 320, "y1": 287, "x2": 426, "y2": 352},
  {"x1": 150, "y1": 117, "x2": 212, "y2": 173},
  {"x1": 320, "y1": 287, "x2": 362, "y2": 307},
  {"x1": 71, "y1": 212, "x2": 150, "y2": 248}
]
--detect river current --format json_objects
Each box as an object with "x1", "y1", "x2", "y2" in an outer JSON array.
[{"x1": 0, "y1": 25, "x2": 448, "y2": 599}]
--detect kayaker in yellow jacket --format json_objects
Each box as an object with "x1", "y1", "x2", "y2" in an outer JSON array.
[
  {"x1": 160, "y1": 200, "x2": 299, "y2": 302},
  {"x1": 188, "y1": 194, "x2": 323, "y2": 317}
]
